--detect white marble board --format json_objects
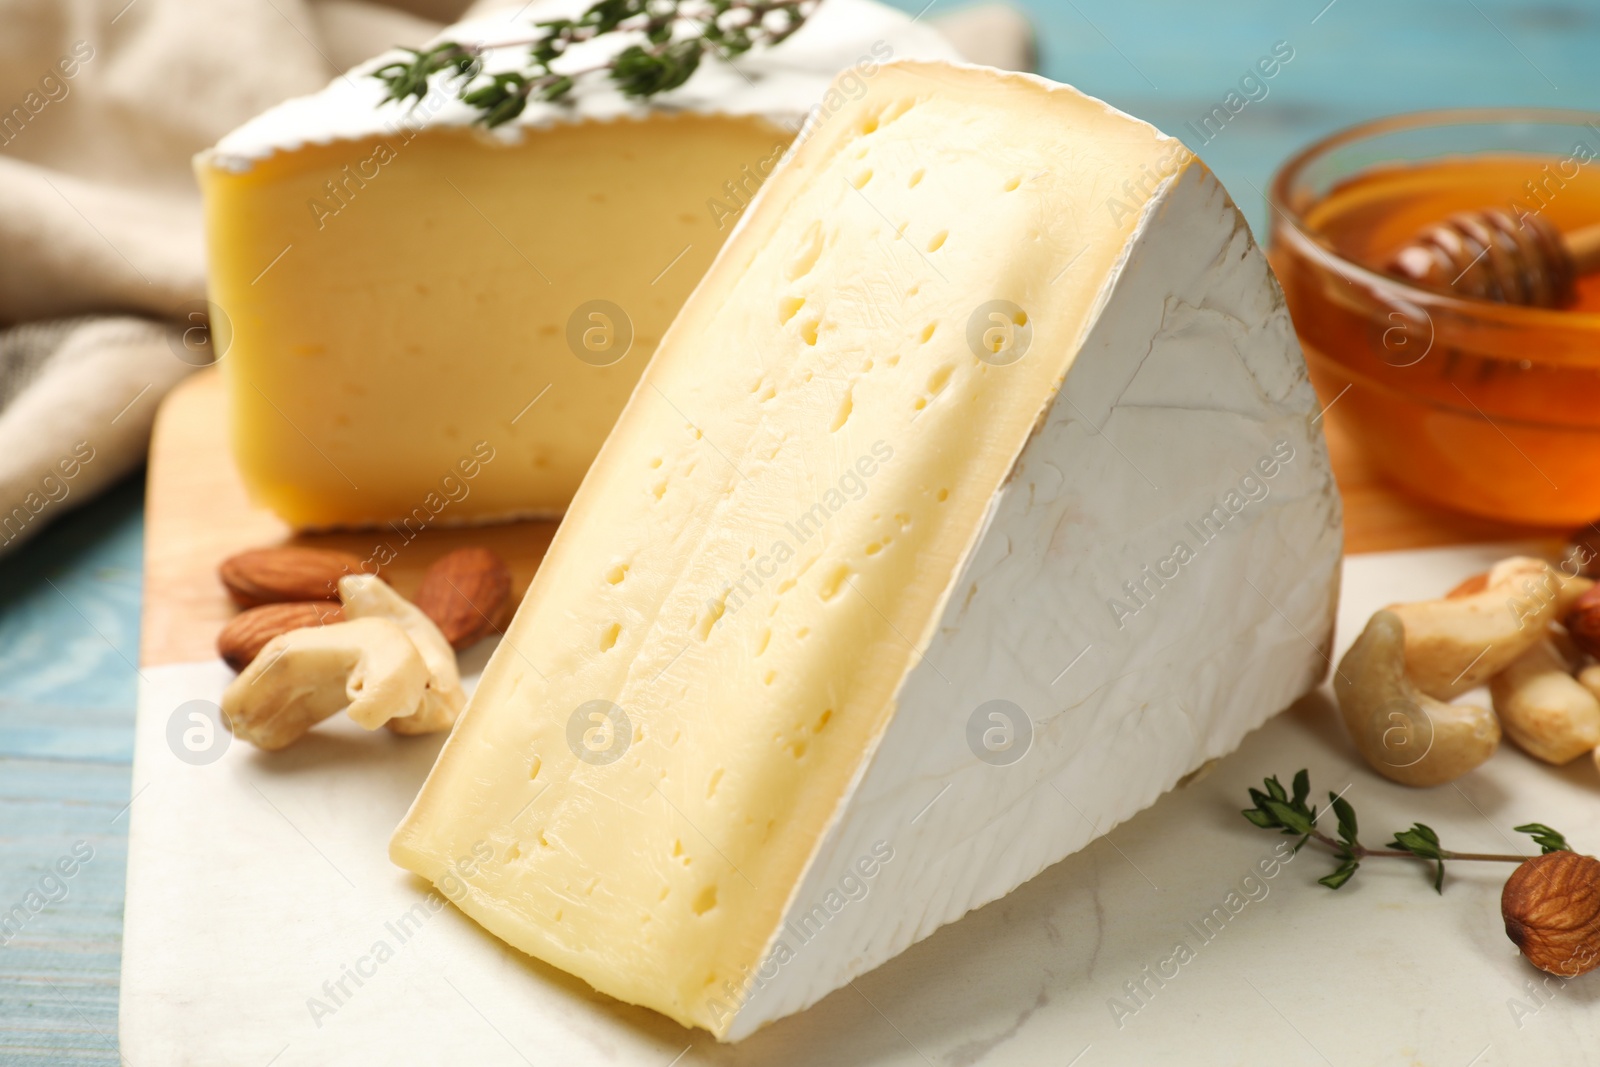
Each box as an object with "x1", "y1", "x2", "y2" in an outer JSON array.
[{"x1": 119, "y1": 543, "x2": 1600, "y2": 1065}]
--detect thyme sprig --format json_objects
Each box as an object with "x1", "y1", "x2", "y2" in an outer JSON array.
[
  {"x1": 1242, "y1": 770, "x2": 1570, "y2": 893},
  {"x1": 374, "y1": 0, "x2": 814, "y2": 127}
]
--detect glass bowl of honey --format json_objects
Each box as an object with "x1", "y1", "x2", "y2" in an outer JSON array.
[{"x1": 1268, "y1": 109, "x2": 1600, "y2": 525}]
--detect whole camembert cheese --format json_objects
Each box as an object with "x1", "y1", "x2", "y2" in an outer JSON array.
[
  {"x1": 194, "y1": 0, "x2": 959, "y2": 528},
  {"x1": 392, "y1": 61, "x2": 1342, "y2": 1040}
]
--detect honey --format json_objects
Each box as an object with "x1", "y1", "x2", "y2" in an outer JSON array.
[
  {"x1": 1270, "y1": 120, "x2": 1600, "y2": 525},
  {"x1": 1302, "y1": 155, "x2": 1600, "y2": 313}
]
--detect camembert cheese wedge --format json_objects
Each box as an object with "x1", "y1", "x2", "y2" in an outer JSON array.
[
  {"x1": 392, "y1": 61, "x2": 1342, "y2": 1039},
  {"x1": 194, "y1": 0, "x2": 958, "y2": 528}
]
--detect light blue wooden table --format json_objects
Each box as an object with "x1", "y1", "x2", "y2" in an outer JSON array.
[{"x1": 1, "y1": 1, "x2": 1592, "y2": 1061}]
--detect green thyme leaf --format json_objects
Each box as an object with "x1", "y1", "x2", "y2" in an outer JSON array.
[
  {"x1": 1389, "y1": 823, "x2": 1446, "y2": 892},
  {"x1": 1514, "y1": 823, "x2": 1571, "y2": 854},
  {"x1": 1241, "y1": 808, "x2": 1276, "y2": 830},
  {"x1": 1318, "y1": 859, "x2": 1359, "y2": 890},
  {"x1": 1263, "y1": 799, "x2": 1313, "y2": 837},
  {"x1": 1330, "y1": 792, "x2": 1358, "y2": 847},
  {"x1": 372, "y1": 0, "x2": 813, "y2": 126}
]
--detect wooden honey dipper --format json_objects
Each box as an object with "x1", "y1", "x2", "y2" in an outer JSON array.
[{"x1": 1386, "y1": 209, "x2": 1600, "y2": 308}]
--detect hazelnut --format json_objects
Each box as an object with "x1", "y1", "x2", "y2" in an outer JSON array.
[
  {"x1": 1502, "y1": 851, "x2": 1600, "y2": 978},
  {"x1": 1565, "y1": 529, "x2": 1600, "y2": 580},
  {"x1": 1565, "y1": 585, "x2": 1600, "y2": 660}
]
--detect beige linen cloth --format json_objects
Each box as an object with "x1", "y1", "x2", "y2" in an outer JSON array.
[{"x1": 0, "y1": 0, "x2": 1029, "y2": 556}]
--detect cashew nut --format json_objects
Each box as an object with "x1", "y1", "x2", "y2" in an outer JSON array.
[
  {"x1": 1489, "y1": 638, "x2": 1600, "y2": 765},
  {"x1": 221, "y1": 617, "x2": 430, "y2": 750},
  {"x1": 1335, "y1": 610, "x2": 1500, "y2": 787},
  {"x1": 1488, "y1": 555, "x2": 1593, "y2": 615},
  {"x1": 1387, "y1": 557, "x2": 1564, "y2": 700},
  {"x1": 338, "y1": 574, "x2": 466, "y2": 735}
]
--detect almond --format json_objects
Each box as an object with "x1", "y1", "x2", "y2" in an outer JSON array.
[
  {"x1": 412, "y1": 547, "x2": 512, "y2": 649},
  {"x1": 217, "y1": 601, "x2": 345, "y2": 671},
  {"x1": 1502, "y1": 851, "x2": 1600, "y2": 978},
  {"x1": 219, "y1": 546, "x2": 366, "y2": 608}
]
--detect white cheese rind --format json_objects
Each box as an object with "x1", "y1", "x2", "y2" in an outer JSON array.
[
  {"x1": 212, "y1": 0, "x2": 960, "y2": 169},
  {"x1": 728, "y1": 163, "x2": 1341, "y2": 1038}
]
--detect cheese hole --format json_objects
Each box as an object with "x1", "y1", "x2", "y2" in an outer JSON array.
[
  {"x1": 692, "y1": 885, "x2": 718, "y2": 915},
  {"x1": 831, "y1": 388, "x2": 853, "y2": 431},
  {"x1": 913, "y1": 397, "x2": 927, "y2": 412},
  {"x1": 695, "y1": 597, "x2": 726, "y2": 641},
  {"x1": 605, "y1": 563, "x2": 628, "y2": 585},
  {"x1": 651, "y1": 478, "x2": 668, "y2": 500},
  {"x1": 865, "y1": 541, "x2": 882, "y2": 556},
  {"x1": 788, "y1": 740, "x2": 808, "y2": 759},
  {"x1": 927, "y1": 230, "x2": 948, "y2": 253},
  {"x1": 850, "y1": 168, "x2": 873, "y2": 189},
  {"x1": 600, "y1": 622, "x2": 620, "y2": 651},
  {"x1": 659, "y1": 886, "x2": 670, "y2": 901},
  {"x1": 538, "y1": 831, "x2": 552, "y2": 849},
  {"x1": 1004, "y1": 175, "x2": 1021, "y2": 191},
  {"x1": 776, "y1": 578, "x2": 796, "y2": 595},
  {"x1": 908, "y1": 168, "x2": 925, "y2": 188},
  {"x1": 707, "y1": 768, "x2": 724, "y2": 799},
  {"x1": 927, "y1": 363, "x2": 954, "y2": 395},
  {"x1": 861, "y1": 114, "x2": 879, "y2": 134},
  {"x1": 529, "y1": 755, "x2": 542, "y2": 780},
  {"x1": 758, "y1": 381, "x2": 778, "y2": 402},
  {"x1": 755, "y1": 628, "x2": 771, "y2": 656},
  {"x1": 920, "y1": 322, "x2": 937, "y2": 344},
  {"x1": 800, "y1": 319, "x2": 820, "y2": 346},
  {"x1": 649, "y1": 457, "x2": 663, "y2": 468},
  {"x1": 553, "y1": 910, "x2": 563, "y2": 922},
  {"x1": 895, "y1": 512, "x2": 912, "y2": 528},
  {"x1": 818, "y1": 564, "x2": 851, "y2": 602},
  {"x1": 937, "y1": 488, "x2": 950, "y2": 502},
  {"x1": 796, "y1": 626, "x2": 810, "y2": 639},
  {"x1": 815, "y1": 708, "x2": 833, "y2": 732},
  {"x1": 778, "y1": 295, "x2": 805, "y2": 324},
  {"x1": 786, "y1": 221, "x2": 824, "y2": 280},
  {"x1": 763, "y1": 669, "x2": 777, "y2": 686},
  {"x1": 504, "y1": 841, "x2": 522, "y2": 860}
]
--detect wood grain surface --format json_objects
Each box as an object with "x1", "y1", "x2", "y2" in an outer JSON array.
[{"x1": 140, "y1": 367, "x2": 1561, "y2": 667}]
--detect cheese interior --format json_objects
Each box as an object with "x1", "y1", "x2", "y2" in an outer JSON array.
[
  {"x1": 392, "y1": 63, "x2": 1181, "y2": 1034},
  {"x1": 197, "y1": 115, "x2": 789, "y2": 527}
]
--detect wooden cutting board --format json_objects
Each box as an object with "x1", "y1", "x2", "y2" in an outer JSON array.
[
  {"x1": 140, "y1": 367, "x2": 1560, "y2": 667},
  {"x1": 141, "y1": 368, "x2": 559, "y2": 667}
]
